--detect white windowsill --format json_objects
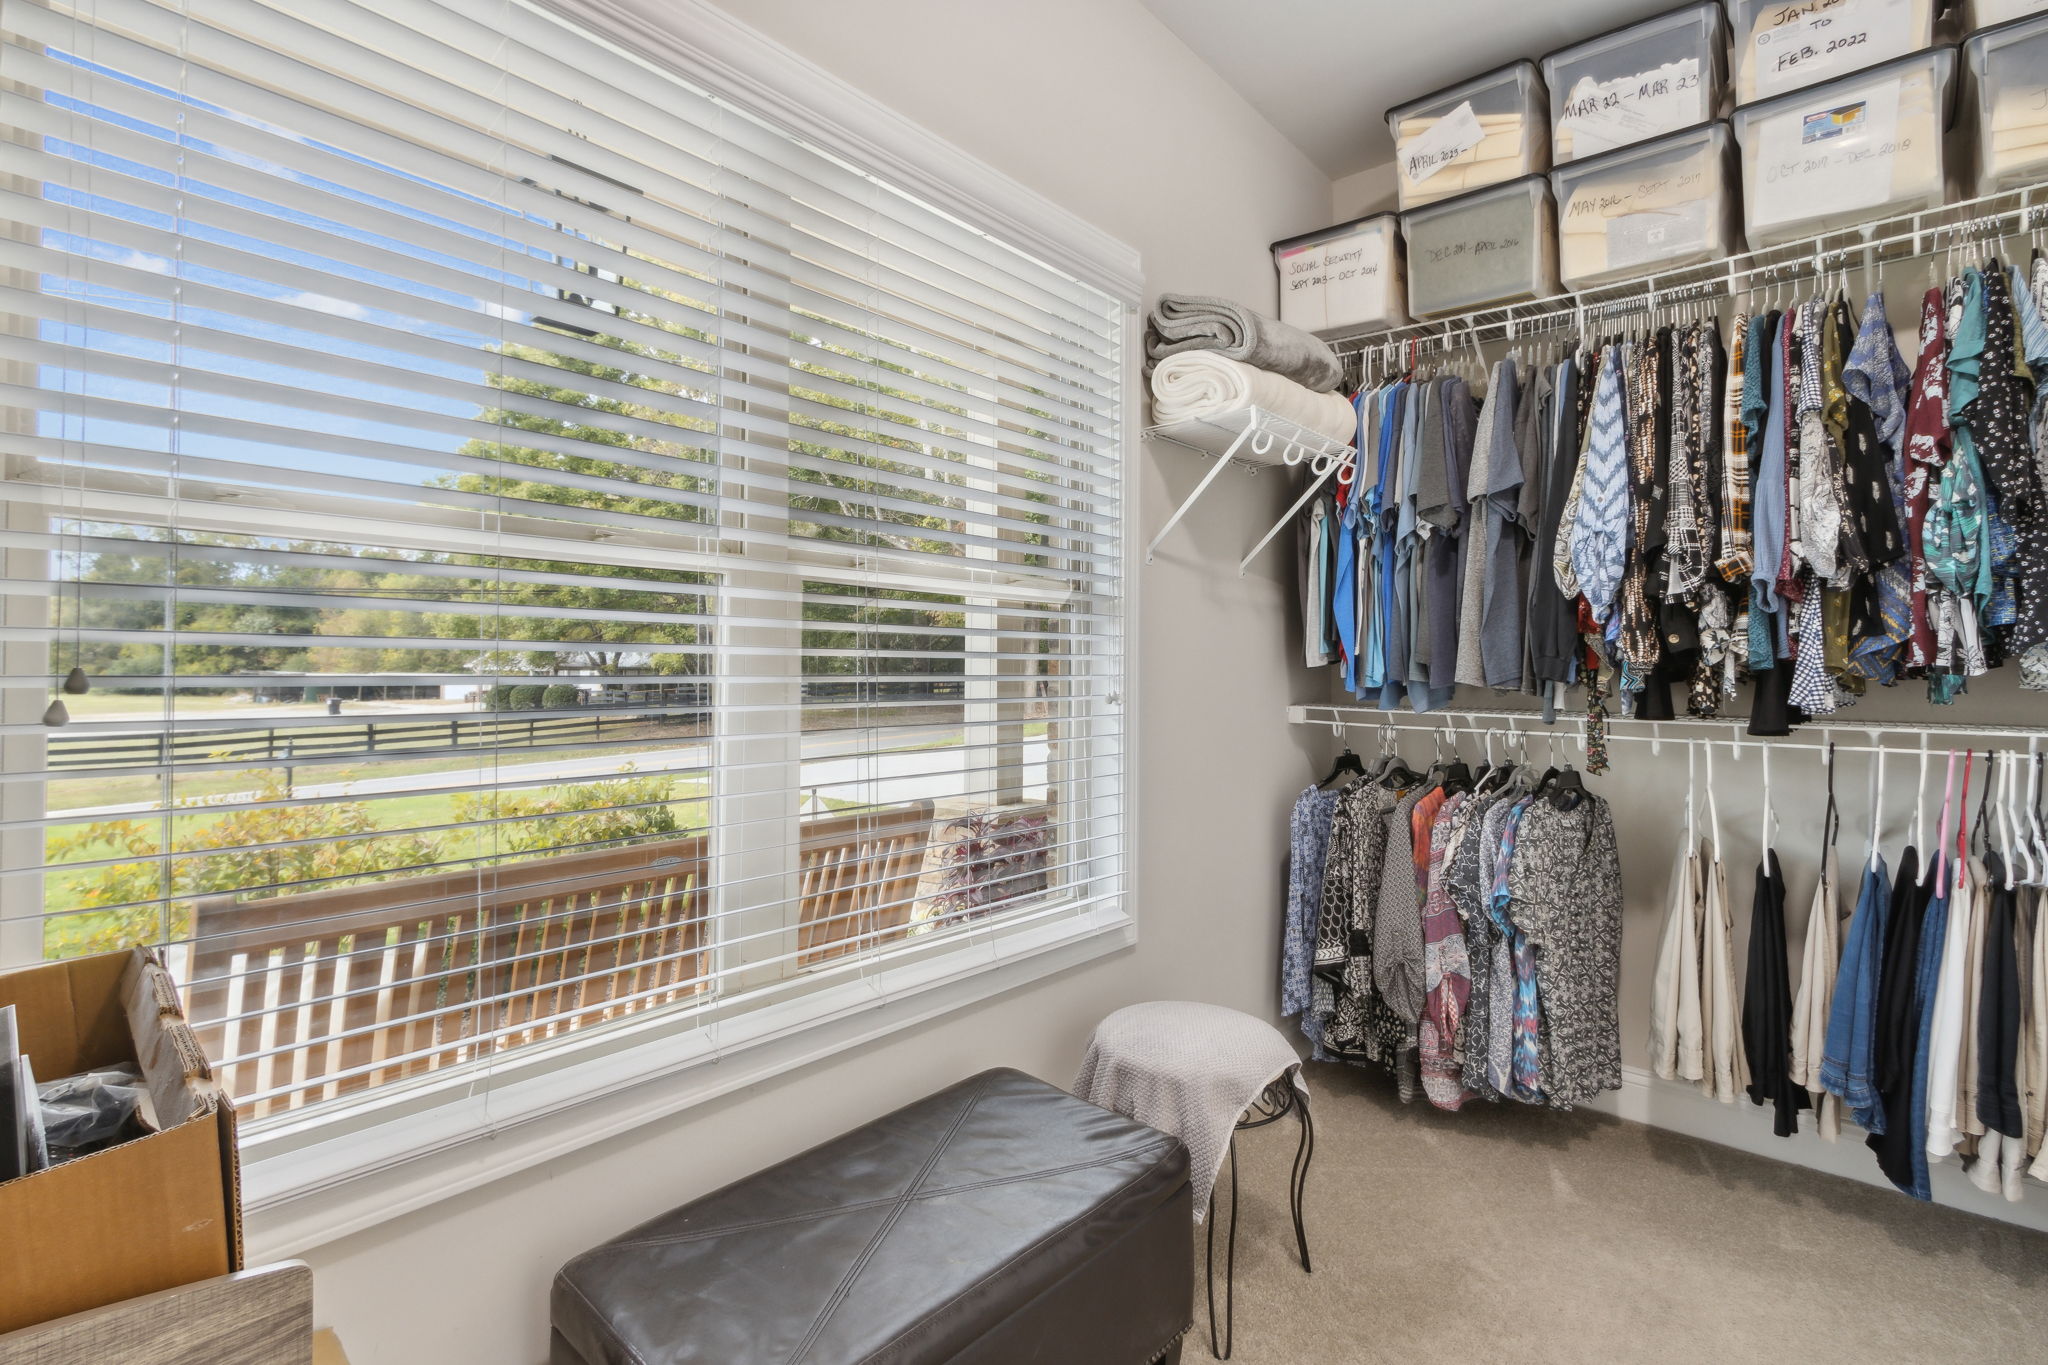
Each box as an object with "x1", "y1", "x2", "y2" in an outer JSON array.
[{"x1": 240, "y1": 906, "x2": 1135, "y2": 1261}]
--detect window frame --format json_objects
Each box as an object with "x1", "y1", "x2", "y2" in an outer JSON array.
[{"x1": 57, "y1": 0, "x2": 1145, "y2": 1254}]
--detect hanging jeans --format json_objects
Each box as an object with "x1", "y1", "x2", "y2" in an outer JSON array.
[
  {"x1": 1819, "y1": 859, "x2": 1890, "y2": 1132},
  {"x1": 1902, "y1": 871, "x2": 1955, "y2": 1201}
]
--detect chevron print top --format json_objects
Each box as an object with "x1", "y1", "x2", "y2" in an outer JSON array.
[{"x1": 1570, "y1": 347, "x2": 1630, "y2": 626}]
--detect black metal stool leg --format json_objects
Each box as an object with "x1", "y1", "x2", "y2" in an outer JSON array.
[
  {"x1": 1288, "y1": 1091, "x2": 1313, "y2": 1273},
  {"x1": 1205, "y1": 1135, "x2": 1238, "y2": 1360}
]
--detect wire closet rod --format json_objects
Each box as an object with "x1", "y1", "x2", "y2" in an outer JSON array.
[
  {"x1": 1321, "y1": 182, "x2": 2048, "y2": 365},
  {"x1": 1288, "y1": 705, "x2": 2048, "y2": 760}
]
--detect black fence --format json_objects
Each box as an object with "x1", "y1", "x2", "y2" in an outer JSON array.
[
  {"x1": 47, "y1": 708, "x2": 709, "y2": 772},
  {"x1": 47, "y1": 679, "x2": 975, "y2": 772}
]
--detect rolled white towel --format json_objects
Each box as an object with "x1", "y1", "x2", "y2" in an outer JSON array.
[{"x1": 1149, "y1": 352, "x2": 1356, "y2": 454}]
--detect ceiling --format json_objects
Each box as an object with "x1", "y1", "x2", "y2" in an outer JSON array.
[{"x1": 1141, "y1": 0, "x2": 1688, "y2": 180}]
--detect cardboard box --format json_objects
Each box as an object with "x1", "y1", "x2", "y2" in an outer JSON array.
[{"x1": 0, "y1": 948, "x2": 241, "y2": 1335}]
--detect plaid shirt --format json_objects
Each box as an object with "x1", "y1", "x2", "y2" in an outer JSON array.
[{"x1": 1715, "y1": 312, "x2": 1753, "y2": 581}]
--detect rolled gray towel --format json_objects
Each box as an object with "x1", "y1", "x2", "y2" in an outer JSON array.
[{"x1": 1144, "y1": 292, "x2": 1345, "y2": 393}]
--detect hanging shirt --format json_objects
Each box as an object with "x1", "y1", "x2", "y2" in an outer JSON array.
[
  {"x1": 1751, "y1": 312, "x2": 1791, "y2": 620},
  {"x1": 1490, "y1": 795, "x2": 1543, "y2": 1103},
  {"x1": 1508, "y1": 794, "x2": 1625, "y2": 1106},
  {"x1": 1717, "y1": 313, "x2": 1756, "y2": 583},
  {"x1": 1283, "y1": 783, "x2": 1343, "y2": 1035},
  {"x1": 1480, "y1": 364, "x2": 1532, "y2": 689},
  {"x1": 1743, "y1": 848, "x2": 1807, "y2": 1136},
  {"x1": 1571, "y1": 347, "x2": 1629, "y2": 628},
  {"x1": 1418, "y1": 792, "x2": 1474, "y2": 1111},
  {"x1": 1902, "y1": 290, "x2": 1952, "y2": 673}
]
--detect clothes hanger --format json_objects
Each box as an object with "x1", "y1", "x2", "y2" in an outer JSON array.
[
  {"x1": 1318, "y1": 720, "x2": 1366, "y2": 790},
  {"x1": 1438, "y1": 727, "x2": 1473, "y2": 795},
  {"x1": 1916, "y1": 736, "x2": 1934, "y2": 883},
  {"x1": 1821, "y1": 741, "x2": 1840, "y2": 866},
  {"x1": 1867, "y1": 743, "x2": 1885, "y2": 874},
  {"x1": 1759, "y1": 745, "x2": 1775, "y2": 858},
  {"x1": 1705, "y1": 738, "x2": 1722, "y2": 860},
  {"x1": 1685, "y1": 741, "x2": 1697, "y2": 851},
  {"x1": 2028, "y1": 746, "x2": 2048, "y2": 885},
  {"x1": 1931, "y1": 748, "x2": 1956, "y2": 890},
  {"x1": 2003, "y1": 750, "x2": 2027, "y2": 886},
  {"x1": 1546, "y1": 723, "x2": 1587, "y2": 811}
]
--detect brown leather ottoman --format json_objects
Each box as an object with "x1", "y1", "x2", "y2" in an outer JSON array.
[{"x1": 551, "y1": 1068, "x2": 1193, "y2": 1365}]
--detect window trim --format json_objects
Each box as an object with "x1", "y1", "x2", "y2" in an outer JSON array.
[{"x1": 211, "y1": 0, "x2": 1144, "y2": 1250}]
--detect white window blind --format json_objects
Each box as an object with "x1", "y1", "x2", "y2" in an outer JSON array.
[{"x1": 0, "y1": 0, "x2": 1126, "y2": 1136}]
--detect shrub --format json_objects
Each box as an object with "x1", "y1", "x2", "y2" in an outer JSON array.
[
  {"x1": 927, "y1": 808, "x2": 1051, "y2": 927},
  {"x1": 508, "y1": 684, "x2": 545, "y2": 710},
  {"x1": 451, "y1": 767, "x2": 679, "y2": 855},
  {"x1": 480, "y1": 684, "x2": 519, "y2": 710},
  {"x1": 542, "y1": 683, "x2": 583, "y2": 709}
]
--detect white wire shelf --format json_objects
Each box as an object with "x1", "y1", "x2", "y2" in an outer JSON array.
[
  {"x1": 1288, "y1": 703, "x2": 2048, "y2": 760},
  {"x1": 1323, "y1": 181, "x2": 2048, "y2": 369},
  {"x1": 1141, "y1": 405, "x2": 1355, "y2": 570}
]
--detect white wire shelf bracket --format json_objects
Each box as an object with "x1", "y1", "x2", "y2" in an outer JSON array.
[
  {"x1": 1141, "y1": 406, "x2": 1354, "y2": 566},
  {"x1": 1323, "y1": 181, "x2": 2048, "y2": 368},
  {"x1": 1288, "y1": 703, "x2": 2048, "y2": 762}
]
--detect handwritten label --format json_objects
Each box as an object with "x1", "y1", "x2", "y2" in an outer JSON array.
[
  {"x1": 1274, "y1": 231, "x2": 1392, "y2": 332},
  {"x1": 1423, "y1": 234, "x2": 1525, "y2": 265},
  {"x1": 1753, "y1": 82, "x2": 1903, "y2": 231},
  {"x1": 1561, "y1": 59, "x2": 1703, "y2": 158},
  {"x1": 1400, "y1": 101, "x2": 1485, "y2": 186},
  {"x1": 1749, "y1": 0, "x2": 1916, "y2": 99}
]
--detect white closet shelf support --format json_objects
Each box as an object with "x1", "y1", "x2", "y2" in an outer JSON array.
[{"x1": 1142, "y1": 406, "x2": 1354, "y2": 566}]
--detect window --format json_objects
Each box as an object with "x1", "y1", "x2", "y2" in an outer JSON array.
[{"x1": 1, "y1": 0, "x2": 1127, "y2": 1159}]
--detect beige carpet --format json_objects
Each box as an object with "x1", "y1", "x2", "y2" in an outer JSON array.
[{"x1": 1199, "y1": 1060, "x2": 2048, "y2": 1364}]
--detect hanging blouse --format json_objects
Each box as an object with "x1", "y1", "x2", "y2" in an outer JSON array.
[
  {"x1": 1418, "y1": 792, "x2": 1474, "y2": 1111},
  {"x1": 1284, "y1": 783, "x2": 1343, "y2": 1035},
  {"x1": 1570, "y1": 348, "x2": 1630, "y2": 628},
  {"x1": 1506, "y1": 793, "x2": 1625, "y2": 1107},
  {"x1": 1743, "y1": 847, "x2": 1807, "y2": 1136},
  {"x1": 1902, "y1": 290, "x2": 1951, "y2": 674}
]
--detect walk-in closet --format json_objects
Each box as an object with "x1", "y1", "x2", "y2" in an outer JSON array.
[{"x1": 6, "y1": 2, "x2": 2048, "y2": 1363}]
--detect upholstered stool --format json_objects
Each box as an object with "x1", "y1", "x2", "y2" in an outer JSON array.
[{"x1": 1074, "y1": 1002, "x2": 1313, "y2": 1360}]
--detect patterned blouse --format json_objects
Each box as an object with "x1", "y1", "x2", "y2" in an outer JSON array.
[
  {"x1": 1283, "y1": 783, "x2": 1342, "y2": 1030},
  {"x1": 1505, "y1": 794, "x2": 1626, "y2": 1107}
]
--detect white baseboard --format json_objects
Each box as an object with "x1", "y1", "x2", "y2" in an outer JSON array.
[{"x1": 1585, "y1": 1065, "x2": 2048, "y2": 1233}]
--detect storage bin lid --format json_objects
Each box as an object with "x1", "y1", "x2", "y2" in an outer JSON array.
[
  {"x1": 1543, "y1": 1, "x2": 1726, "y2": 79},
  {"x1": 1730, "y1": 42, "x2": 1959, "y2": 131},
  {"x1": 1549, "y1": 118, "x2": 1733, "y2": 183},
  {"x1": 1386, "y1": 58, "x2": 1543, "y2": 123},
  {"x1": 1271, "y1": 213, "x2": 1400, "y2": 254},
  {"x1": 1964, "y1": 9, "x2": 2048, "y2": 76},
  {"x1": 1398, "y1": 171, "x2": 1554, "y2": 227}
]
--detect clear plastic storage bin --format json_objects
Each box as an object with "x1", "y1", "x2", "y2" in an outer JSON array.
[
  {"x1": 1551, "y1": 122, "x2": 1743, "y2": 288},
  {"x1": 1400, "y1": 175, "x2": 1561, "y2": 318},
  {"x1": 1731, "y1": 45, "x2": 1956, "y2": 246},
  {"x1": 1728, "y1": 0, "x2": 1938, "y2": 102},
  {"x1": 1963, "y1": 0, "x2": 2048, "y2": 32},
  {"x1": 1544, "y1": 4, "x2": 1728, "y2": 163},
  {"x1": 1387, "y1": 61, "x2": 1550, "y2": 210},
  {"x1": 1965, "y1": 13, "x2": 2048, "y2": 193},
  {"x1": 1271, "y1": 215, "x2": 1409, "y2": 336}
]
